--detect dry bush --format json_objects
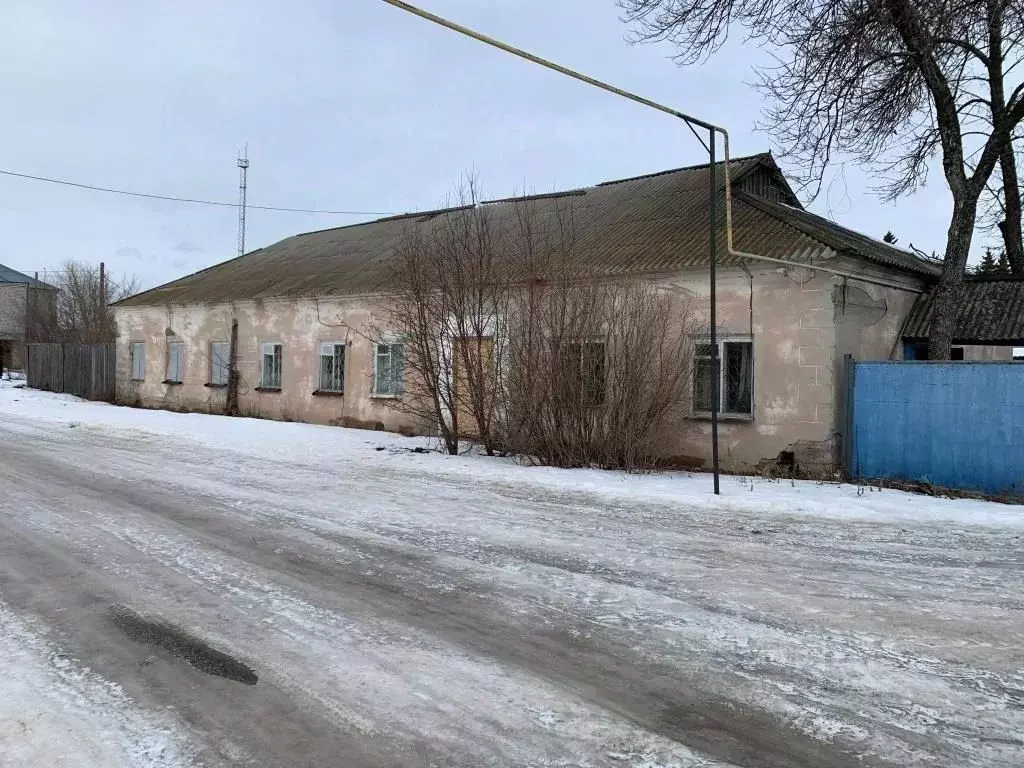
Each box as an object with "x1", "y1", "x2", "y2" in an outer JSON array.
[
  {"x1": 378, "y1": 176, "x2": 510, "y2": 455},
  {"x1": 381, "y1": 175, "x2": 696, "y2": 469},
  {"x1": 500, "y1": 278, "x2": 697, "y2": 470}
]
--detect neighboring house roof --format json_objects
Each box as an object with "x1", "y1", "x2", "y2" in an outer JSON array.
[
  {"x1": 904, "y1": 276, "x2": 1024, "y2": 344},
  {"x1": 115, "y1": 153, "x2": 937, "y2": 308},
  {"x1": 0, "y1": 263, "x2": 57, "y2": 289}
]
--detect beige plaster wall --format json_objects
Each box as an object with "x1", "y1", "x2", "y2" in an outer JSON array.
[
  {"x1": 115, "y1": 296, "x2": 414, "y2": 433},
  {"x1": 113, "y1": 261, "x2": 930, "y2": 475},
  {"x1": 665, "y1": 265, "x2": 846, "y2": 475}
]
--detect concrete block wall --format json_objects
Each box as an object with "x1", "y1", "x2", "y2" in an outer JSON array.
[
  {"x1": 0, "y1": 283, "x2": 27, "y2": 342},
  {"x1": 0, "y1": 283, "x2": 28, "y2": 369}
]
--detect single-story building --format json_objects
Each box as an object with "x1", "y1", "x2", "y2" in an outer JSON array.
[
  {"x1": 112, "y1": 153, "x2": 1015, "y2": 475},
  {"x1": 0, "y1": 264, "x2": 58, "y2": 373},
  {"x1": 901, "y1": 275, "x2": 1024, "y2": 359}
]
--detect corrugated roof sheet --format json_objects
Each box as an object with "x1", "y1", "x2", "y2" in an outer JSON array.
[
  {"x1": 116, "y1": 153, "x2": 937, "y2": 308},
  {"x1": 904, "y1": 277, "x2": 1024, "y2": 344},
  {"x1": 737, "y1": 194, "x2": 941, "y2": 277}
]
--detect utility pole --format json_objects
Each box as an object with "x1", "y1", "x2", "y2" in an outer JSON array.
[
  {"x1": 226, "y1": 318, "x2": 240, "y2": 416},
  {"x1": 33, "y1": 271, "x2": 39, "y2": 342},
  {"x1": 99, "y1": 261, "x2": 106, "y2": 343},
  {"x1": 237, "y1": 147, "x2": 249, "y2": 257}
]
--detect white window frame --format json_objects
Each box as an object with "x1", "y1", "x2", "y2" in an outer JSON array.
[
  {"x1": 317, "y1": 341, "x2": 346, "y2": 393},
  {"x1": 693, "y1": 337, "x2": 753, "y2": 417},
  {"x1": 165, "y1": 341, "x2": 185, "y2": 384},
  {"x1": 260, "y1": 342, "x2": 282, "y2": 390},
  {"x1": 130, "y1": 342, "x2": 145, "y2": 381},
  {"x1": 209, "y1": 341, "x2": 230, "y2": 386},
  {"x1": 373, "y1": 342, "x2": 405, "y2": 397}
]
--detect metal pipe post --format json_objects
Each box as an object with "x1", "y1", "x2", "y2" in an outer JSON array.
[{"x1": 709, "y1": 130, "x2": 720, "y2": 495}]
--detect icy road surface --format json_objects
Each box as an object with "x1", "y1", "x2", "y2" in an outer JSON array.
[{"x1": 0, "y1": 382, "x2": 1021, "y2": 767}]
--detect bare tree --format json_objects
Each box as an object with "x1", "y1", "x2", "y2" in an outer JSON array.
[
  {"x1": 375, "y1": 177, "x2": 511, "y2": 455},
  {"x1": 383, "y1": 228, "x2": 461, "y2": 453},
  {"x1": 979, "y1": 134, "x2": 1024, "y2": 263},
  {"x1": 27, "y1": 261, "x2": 139, "y2": 344},
  {"x1": 621, "y1": 0, "x2": 1024, "y2": 357}
]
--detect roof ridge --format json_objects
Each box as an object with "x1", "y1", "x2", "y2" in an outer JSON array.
[
  {"x1": 595, "y1": 152, "x2": 772, "y2": 188},
  {"x1": 481, "y1": 189, "x2": 587, "y2": 205},
  {"x1": 295, "y1": 157, "x2": 774, "y2": 238},
  {"x1": 226, "y1": 155, "x2": 776, "y2": 250}
]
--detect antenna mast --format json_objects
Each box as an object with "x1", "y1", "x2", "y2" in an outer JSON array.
[{"x1": 236, "y1": 147, "x2": 249, "y2": 256}]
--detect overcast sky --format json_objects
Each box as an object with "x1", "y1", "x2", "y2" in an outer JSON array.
[{"x1": 1, "y1": 0, "x2": 972, "y2": 290}]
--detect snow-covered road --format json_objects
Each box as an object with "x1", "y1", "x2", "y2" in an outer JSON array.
[{"x1": 0, "y1": 382, "x2": 1021, "y2": 767}]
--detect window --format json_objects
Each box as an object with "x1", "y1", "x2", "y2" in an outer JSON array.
[
  {"x1": 260, "y1": 342, "x2": 282, "y2": 389},
  {"x1": 373, "y1": 343, "x2": 405, "y2": 396},
  {"x1": 317, "y1": 342, "x2": 346, "y2": 392},
  {"x1": 694, "y1": 340, "x2": 753, "y2": 416},
  {"x1": 130, "y1": 342, "x2": 145, "y2": 381},
  {"x1": 165, "y1": 341, "x2": 185, "y2": 384},
  {"x1": 563, "y1": 341, "x2": 606, "y2": 406},
  {"x1": 209, "y1": 341, "x2": 230, "y2": 385},
  {"x1": 905, "y1": 342, "x2": 967, "y2": 361},
  {"x1": 693, "y1": 344, "x2": 714, "y2": 412},
  {"x1": 904, "y1": 340, "x2": 929, "y2": 360}
]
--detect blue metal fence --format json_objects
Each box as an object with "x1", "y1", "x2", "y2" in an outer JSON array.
[{"x1": 850, "y1": 361, "x2": 1024, "y2": 495}]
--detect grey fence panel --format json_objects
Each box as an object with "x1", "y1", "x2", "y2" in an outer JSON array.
[
  {"x1": 26, "y1": 343, "x2": 63, "y2": 393},
  {"x1": 25, "y1": 343, "x2": 115, "y2": 402},
  {"x1": 64, "y1": 344, "x2": 82, "y2": 397}
]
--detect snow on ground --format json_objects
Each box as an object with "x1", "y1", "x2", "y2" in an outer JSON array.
[
  {"x1": 1, "y1": 380, "x2": 1022, "y2": 767},
  {"x1": 0, "y1": 600, "x2": 198, "y2": 768},
  {"x1": 0, "y1": 378, "x2": 1019, "y2": 530}
]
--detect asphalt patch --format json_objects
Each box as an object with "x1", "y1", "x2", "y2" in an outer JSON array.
[{"x1": 109, "y1": 604, "x2": 258, "y2": 685}]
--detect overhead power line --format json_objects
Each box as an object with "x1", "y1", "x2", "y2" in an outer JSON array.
[{"x1": 0, "y1": 168, "x2": 395, "y2": 216}]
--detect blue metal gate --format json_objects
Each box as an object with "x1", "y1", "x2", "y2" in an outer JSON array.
[{"x1": 847, "y1": 359, "x2": 1024, "y2": 495}]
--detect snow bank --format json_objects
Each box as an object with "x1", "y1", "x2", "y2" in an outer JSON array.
[{"x1": 1, "y1": 380, "x2": 1019, "y2": 530}]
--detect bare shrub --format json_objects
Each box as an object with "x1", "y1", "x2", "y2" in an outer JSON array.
[
  {"x1": 378, "y1": 175, "x2": 696, "y2": 469},
  {"x1": 501, "y1": 278, "x2": 697, "y2": 470}
]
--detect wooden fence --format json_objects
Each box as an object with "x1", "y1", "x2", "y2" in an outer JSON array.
[{"x1": 26, "y1": 343, "x2": 116, "y2": 402}]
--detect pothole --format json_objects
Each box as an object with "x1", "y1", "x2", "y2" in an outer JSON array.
[{"x1": 109, "y1": 604, "x2": 258, "y2": 685}]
